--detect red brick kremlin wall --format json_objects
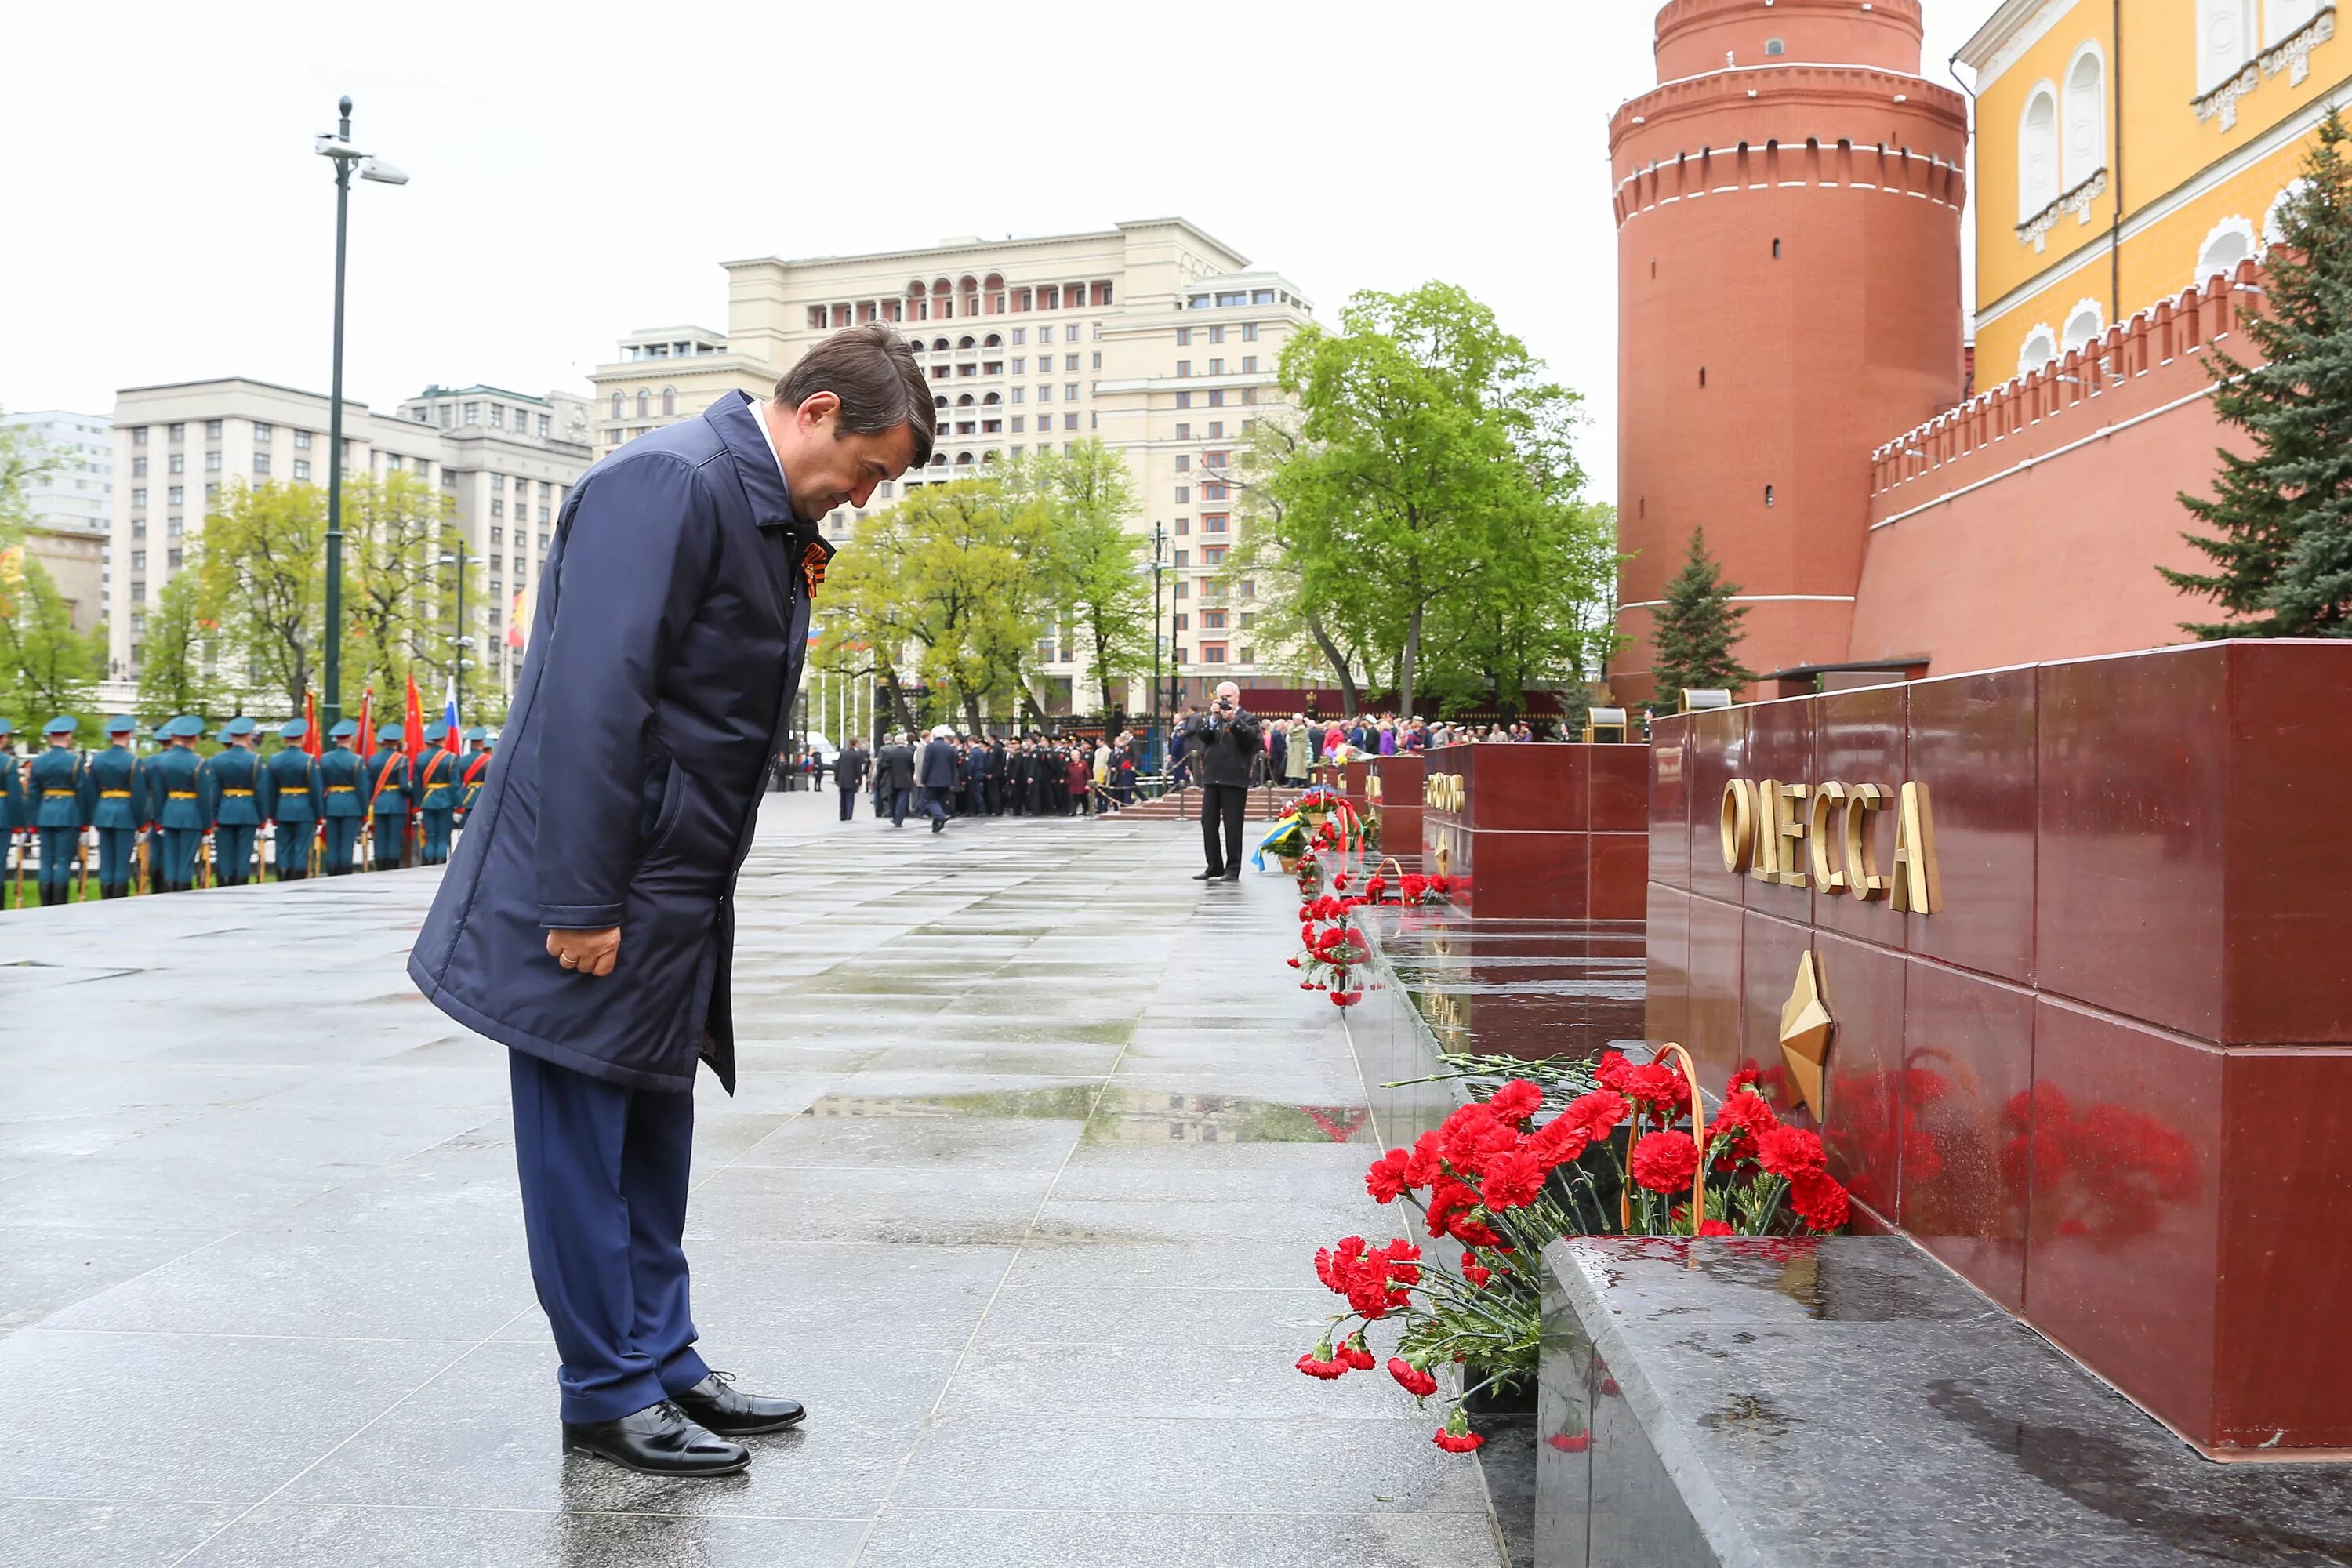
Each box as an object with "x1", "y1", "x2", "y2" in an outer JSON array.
[
  {"x1": 1850, "y1": 263, "x2": 2264, "y2": 675},
  {"x1": 1612, "y1": 0, "x2": 1968, "y2": 701}
]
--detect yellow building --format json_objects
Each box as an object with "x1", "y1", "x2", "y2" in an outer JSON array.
[{"x1": 1962, "y1": 0, "x2": 2344, "y2": 383}]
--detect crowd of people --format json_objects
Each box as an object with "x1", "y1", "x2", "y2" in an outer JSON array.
[
  {"x1": 0, "y1": 712, "x2": 497, "y2": 906},
  {"x1": 825, "y1": 727, "x2": 1145, "y2": 829},
  {"x1": 1173, "y1": 709, "x2": 1548, "y2": 788}
]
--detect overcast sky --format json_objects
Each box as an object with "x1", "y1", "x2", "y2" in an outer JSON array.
[{"x1": 1, "y1": 1, "x2": 1984, "y2": 503}]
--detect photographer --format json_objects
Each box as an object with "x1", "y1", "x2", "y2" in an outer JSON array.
[{"x1": 1180, "y1": 681, "x2": 1261, "y2": 882}]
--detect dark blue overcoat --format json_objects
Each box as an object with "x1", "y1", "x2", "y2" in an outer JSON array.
[{"x1": 408, "y1": 393, "x2": 827, "y2": 1094}]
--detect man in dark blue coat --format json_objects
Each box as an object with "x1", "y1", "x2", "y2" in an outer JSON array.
[
  {"x1": 408, "y1": 325, "x2": 934, "y2": 1479},
  {"x1": 916, "y1": 724, "x2": 957, "y2": 833}
]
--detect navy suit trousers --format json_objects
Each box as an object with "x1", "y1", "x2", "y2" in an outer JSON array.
[{"x1": 509, "y1": 1049, "x2": 708, "y2": 1425}]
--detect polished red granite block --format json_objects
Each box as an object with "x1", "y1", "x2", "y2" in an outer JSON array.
[
  {"x1": 1589, "y1": 836, "x2": 1649, "y2": 920},
  {"x1": 2214, "y1": 1048, "x2": 2352, "y2": 1449},
  {"x1": 1682, "y1": 894, "x2": 1746, "y2": 1091},
  {"x1": 1427, "y1": 829, "x2": 1588, "y2": 920},
  {"x1": 1740, "y1": 911, "x2": 1813, "y2": 1113},
  {"x1": 1740, "y1": 696, "x2": 1817, "y2": 927},
  {"x1": 2023, "y1": 998, "x2": 2222, "y2": 1448},
  {"x1": 1897, "y1": 959, "x2": 2036, "y2": 1312},
  {"x1": 2037, "y1": 647, "x2": 2228, "y2": 1040},
  {"x1": 1815, "y1": 933, "x2": 1905, "y2": 1218},
  {"x1": 1367, "y1": 754, "x2": 1424, "y2": 865},
  {"x1": 1907, "y1": 665, "x2": 2037, "y2": 985},
  {"x1": 1813, "y1": 683, "x2": 1910, "y2": 955},
  {"x1": 1682, "y1": 706, "x2": 1751, "y2": 908},
  {"x1": 1451, "y1": 742, "x2": 1592, "y2": 829},
  {"x1": 1589, "y1": 746, "x2": 1650, "y2": 834},
  {"x1": 1645, "y1": 885, "x2": 1691, "y2": 1052},
  {"x1": 1648, "y1": 717, "x2": 1690, "y2": 892},
  {"x1": 1341, "y1": 758, "x2": 1374, "y2": 816}
]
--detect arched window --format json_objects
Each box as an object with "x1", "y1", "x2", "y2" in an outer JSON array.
[
  {"x1": 660, "y1": 387, "x2": 676, "y2": 416},
  {"x1": 2268, "y1": 0, "x2": 2321, "y2": 43},
  {"x1": 2197, "y1": 0, "x2": 2255, "y2": 94},
  {"x1": 636, "y1": 390, "x2": 650, "y2": 419},
  {"x1": 2061, "y1": 299, "x2": 2106, "y2": 353},
  {"x1": 2020, "y1": 84, "x2": 2060, "y2": 220},
  {"x1": 2063, "y1": 45, "x2": 2105, "y2": 190},
  {"x1": 2264, "y1": 178, "x2": 2312, "y2": 247},
  {"x1": 957, "y1": 336, "x2": 975, "y2": 350},
  {"x1": 609, "y1": 393, "x2": 622, "y2": 420},
  {"x1": 954, "y1": 451, "x2": 975, "y2": 466},
  {"x1": 933, "y1": 395, "x2": 949, "y2": 410},
  {"x1": 983, "y1": 333, "x2": 1003, "y2": 348},
  {"x1": 2018, "y1": 324, "x2": 2059, "y2": 379},
  {"x1": 1764, "y1": 37, "x2": 1785, "y2": 56},
  {"x1": 982, "y1": 391, "x2": 1001, "y2": 405},
  {"x1": 956, "y1": 393, "x2": 975, "y2": 407},
  {"x1": 2195, "y1": 216, "x2": 2257, "y2": 285},
  {"x1": 931, "y1": 337, "x2": 950, "y2": 354}
]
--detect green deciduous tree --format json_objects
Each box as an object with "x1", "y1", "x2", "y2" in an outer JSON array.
[
  {"x1": 196, "y1": 480, "x2": 327, "y2": 715},
  {"x1": 2165, "y1": 111, "x2": 2352, "y2": 637},
  {"x1": 1016, "y1": 440, "x2": 1150, "y2": 715},
  {"x1": 1649, "y1": 528, "x2": 1755, "y2": 706},
  {"x1": 135, "y1": 571, "x2": 234, "y2": 728},
  {"x1": 343, "y1": 472, "x2": 469, "y2": 705},
  {"x1": 0, "y1": 557, "x2": 104, "y2": 721},
  {"x1": 1255, "y1": 281, "x2": 1604, "y2": 717}
]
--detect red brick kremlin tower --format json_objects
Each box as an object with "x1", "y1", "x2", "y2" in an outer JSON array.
[{"x1": 1612, "y1": 0, "x2": 1968, "y2": 701}]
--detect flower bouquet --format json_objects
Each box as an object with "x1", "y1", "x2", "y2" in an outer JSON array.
[
  {"x1": 1291, "y1": 894, "x2": 1375, "y2": 1007},
  {"x1": 1297, "y1": 1048, "x2": 1852, "y2": 1452}
]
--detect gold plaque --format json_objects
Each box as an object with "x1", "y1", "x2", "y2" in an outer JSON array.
[{"x1": 1777, "y1": 951, "x2": 1834, "y2": 1121}]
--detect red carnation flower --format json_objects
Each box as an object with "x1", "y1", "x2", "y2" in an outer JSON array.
[
  {"x1": 1334, "y1": 872, "x2": 1350, "y2": 891},
  {"x1": 1365, "y1": 1147, "x2": 1413, "y2": 1204},
  {"x1": 1486, "y1": 1080, "x2": 1543, "y2": 1123},
  {"x1": 1461, "y1": 1250, "x2": 1494, "y2": 1288},
  {"x1": 1789, "y1": 1170, "x2": 1851, "y2": 1231},
  {"x1": 1630, "y1": 1130, "x2": 1700, "y2": 1195},
  {"x1": 1697, "y1": 1218, "x2": 1735, "y2": 1236},
  {"x1": 1296, "y1": 1351, "x2": 1346, "y2": 1380},
  {"x1": 1593, "y1": 1051, "x2": 1635, "y2": 1094},
  {"x1": 1622, "y1": 1061, "x2": 1691, "y2": 1120},
  {"x1": 1547, "y1": 1431, "x2": 1592, "y2": 1453},
  {"x1": 1338, "y1": 1333, "x2": 1377, "y2": 1371},
  {"x1": 1529, "y1": 1116, "x2": 1592, "y2": 1171},
  {"x1": 1388, "y1": 1357, "x2": 1439, "y2": 1397},
  {"x1": 1403, "y1": 1130, "x2": 1445, "y2": 1188},
  {"x1": 1726, "y1": 1065, "x2": 1764, "y2": 1096},
  {"x1": 1559, "y1": 1089, "x2": 1628, "y2": 1144},
  {"x1": 1756, "y1": 1125, "x2": 1828, "y2": 1180},
  {"x1": 1479, "y1": 1149, "x2": 1547, "y2": 1211},
  {"x1": 1433, "y1": 1427, "x2": 1485, "y2": 1454}
]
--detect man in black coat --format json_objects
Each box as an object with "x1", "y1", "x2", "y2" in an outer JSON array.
[
  {"x1": 964, "y1": 739, "x2": 990, "y2": 816},
  {"x1": 1181, "y1": 680, "x2": 1263, "y2": 882},
  {"x1": 876, "y1": 732, "x2": 916, "y2": 826},
  {"x1": 834, "y1": 740, "x2": 869, "y2": 822},
  {"x1": 407, "y1": 326, "x2": 934, "y2": 1479},
  {"x1": 917, "y1": 724, "x2": 958, "y2": 833}
]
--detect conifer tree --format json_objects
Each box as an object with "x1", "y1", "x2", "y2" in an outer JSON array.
[
  {"x1": 1648, "y1": 527, "x2": 1755, "y2": 704},
  {"x1": 2165, "y1": 111, "x2": 2352, "y2": 637}
]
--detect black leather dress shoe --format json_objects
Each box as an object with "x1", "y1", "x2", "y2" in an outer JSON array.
[
  {"x1": 561, "y1": 1400, "x2": 749, "y2": 1476},
  {"x1": 672, "y1": 1371, "x2": 807, "y2": 1436},
  {"x1": 1219, "y1": 870, "x2": 1242, "y2": 881},
  {"x1": 1192, "y1": 868, "x2": 1222, "y2": 880}
]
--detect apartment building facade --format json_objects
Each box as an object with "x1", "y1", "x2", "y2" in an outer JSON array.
[
  {"x1": 108, "y1": 378, "x2": 591, "y2": 697},
  {"x1": 1, "y1": 408, "x2": 112, "y2": 633},
  {"x1": 584, "y1": 219, "x2": 1314, "y2": 712}
]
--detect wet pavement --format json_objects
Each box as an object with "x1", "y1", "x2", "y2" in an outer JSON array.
[{"x1": 0, "y1": 792, "x2": 1500, "y2": 1567}]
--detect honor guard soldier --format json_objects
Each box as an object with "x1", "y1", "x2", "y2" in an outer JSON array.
[
  {"x1": 0, "y1": 719, "x2": 23, "y2": 909},
  {"x1": 263, "y1": 719, "x2": 325, "y2": 880},
  {"x1": 413, "y1": 720, "x2": 459, "y2": 866},
  {"x1": 89, "y1": 715, "x2": 143, "y2": 899},
  {"x1": 365, "y1": 722, "x2": 411, "y2": 870},
  {"x1": 144, "y1": 720, "x2": 173, "y2": 894},
  {"x1": 147, "y1": 717, "x2": 208, "y2": 892},
  {"x1": 318, "y1": 718, "x2": 366, "y2": 875},
  {"x1": 27, "y1": 717, "x2": 92, "y2": 906},
  {"x1": 205, "y1": 717, "x2": 267, "y2": 887},
  {"x1": 457, "y1": 727, "x2": 493, "y2": 824}
]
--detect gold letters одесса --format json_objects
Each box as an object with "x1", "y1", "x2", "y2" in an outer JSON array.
[{"x1": 1719, "y1": 778, "x2": 1940, "y2": 913}]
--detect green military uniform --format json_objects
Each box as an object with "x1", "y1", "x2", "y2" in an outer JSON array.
[
  {"x1": 413, "y1": 720, "x2": 458, "y2": 866},
  {"x1": 365, "y1": 724, "x2": 411, "y2": 870},
  {"x1": 0, "y1": 719, "x2": 24, "y2": 909},
  {"x1": 318, "y1": 719, "x2": 365, "y2": 875},
  {"x1": 146, "y1": 717, "x2": 209, "y2": 891},
  {"x1": 203, "y1": 717, "x2": 266, "y2": 887},
  {"x1": 262, "y1": 719, "x2": 325, "y2": 880},
  {"x1": 88, "y1": 716, "x2": 144, "y2": 898},
  {"x1": 457, "y1": 726, "x2": 493, "y2": 825},
  {"x1": 27, "y1": 717, "x2": 92, "y2": 906}
]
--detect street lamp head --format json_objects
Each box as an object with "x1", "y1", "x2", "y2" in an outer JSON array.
[
  {"x1": 313, "y1": 135, "x2": 367, "y2": 160},
  {"x1": 340, "y1": 94, "x2": 353, "y2": 117},
  {"x1": 358, "y1": 157, "x2": 409, "y2": 186}
]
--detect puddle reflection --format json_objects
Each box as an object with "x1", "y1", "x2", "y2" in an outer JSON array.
[{"x1": 798, "y1": 1086, "x2": 1374, "y2": 1145}]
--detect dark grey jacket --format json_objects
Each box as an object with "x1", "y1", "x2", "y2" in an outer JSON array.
[
  {"x1": 876, "y1": 744, "x2": 916, "y2": 792},
  {"x1": 407, "y1": 393, "x2": 827, "y2": 1094},
  {"x1": 1182, "y1": 709, "x2": 1264, "y2": 789}
]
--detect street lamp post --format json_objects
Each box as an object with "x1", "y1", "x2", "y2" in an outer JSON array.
[
  {"x1": 437, "y1": 544, "x2": 470, "y2": 720},
  {"x1": 1149, "y1": 521, "x2": 1167, "y2": 774},
  {"x1": 313, "y1": 96, "x2": 407, "y2": 729}
]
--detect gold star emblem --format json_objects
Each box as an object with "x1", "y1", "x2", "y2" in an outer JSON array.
[{"x1": 1778, "y1": 951, "x2": 1834, "y2": 1120}]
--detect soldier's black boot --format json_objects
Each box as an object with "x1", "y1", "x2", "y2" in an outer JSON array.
[{"x1": 102, "y1": 884, "x2": 125, "y2": 900}]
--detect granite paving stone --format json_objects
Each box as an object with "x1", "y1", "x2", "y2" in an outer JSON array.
[{"x1": 0, "y1": 793, "x2": 1499, "y2": 1567}]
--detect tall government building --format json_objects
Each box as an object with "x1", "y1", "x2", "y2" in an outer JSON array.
[
  {"x1": 584, "y1": 218, "x2": 1313, "y2": 712},
  {"x1": 106, "y1": 381, "x2": 592, "y2": 700}
]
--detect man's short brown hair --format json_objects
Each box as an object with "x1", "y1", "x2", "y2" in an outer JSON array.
[{"x1": 776, "y1": 325, "x2": 935, "y2": 470}]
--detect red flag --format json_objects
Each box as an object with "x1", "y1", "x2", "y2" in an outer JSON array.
[
  {"x1": 404, "y1": 675, "x2": 426, "y2": 765},
  {"x1": 303, "y1": 689, "x2": 322, "y2": 758}
]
